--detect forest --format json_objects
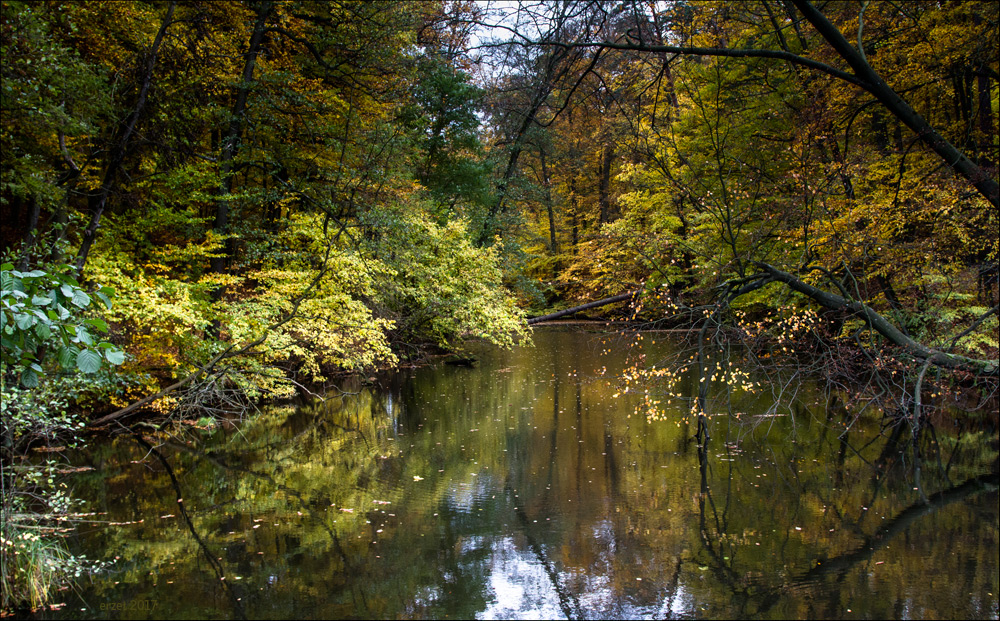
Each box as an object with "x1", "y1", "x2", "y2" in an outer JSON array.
[{"x1": 1, "y1": 0, "x2": 997, "y2": 614}]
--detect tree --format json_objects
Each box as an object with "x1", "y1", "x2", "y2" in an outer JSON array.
[
  {"x1": 2, "y1": 0, "x2": 530, "y2": 415},
  {"x1": 474, "y1": 0, "x2": 998, "y2": 442},
  {"x1": 521, "y1": 0, "x2": 998, "y2": 208},
  {"x1": 73, "y1": 2, "x2": 177, "y2": 275}
]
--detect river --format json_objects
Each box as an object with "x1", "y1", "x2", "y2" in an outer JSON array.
[{"x1": 41, "y1": 328, "x2": 999, "y2": 619}]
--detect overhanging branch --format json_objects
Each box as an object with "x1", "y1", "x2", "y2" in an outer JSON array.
[
  {"x1": 538, "y1": 40, "x2": 868, "y2": 88},
  {"x1": 755, "y1": 262, "x2": 998, "y2": 377}
]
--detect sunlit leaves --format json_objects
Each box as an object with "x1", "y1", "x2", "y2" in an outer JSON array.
[{"x1": 372, "y1": 211, "x2": 529, "y2": 351}]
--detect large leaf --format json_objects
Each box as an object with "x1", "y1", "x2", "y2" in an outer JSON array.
[
  {"x1": 20, "y1": 367, "x2": 39, "y2": 388},
  {"x1": 96, "y1": 292, "x2": 112, "y2": 310},
  {"x1": 71, "y1": 289, "x2": 92, "y2": 308},
  {"x1": 83, "y1": 318, "x2": 109, "y2": 333},
  {"x1": 15, "y1": 313, "x2": 35, "y2": 330},
  {"x1": 34, "y1": 322, "x2": 52, "y2": 340},
  {"x1": 96, "y1": 288, "x2": 114, "y2": 310},
  {"x1": 76, "y1": 348, "x2": 102, "y2": 374},
  {"x1": 104, "y1": 348, "x2": 125, "y2": 365},
  {"x1": 75, "y1": 325, "x2": 94, "y2": 346},
  {"x1": 58, "y1": 346, "x2": 79, "y2": 370}
]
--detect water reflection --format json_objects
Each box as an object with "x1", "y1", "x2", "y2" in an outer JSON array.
[{"x1": 45, "y1": 329, "x2": 998, "y2": 620}]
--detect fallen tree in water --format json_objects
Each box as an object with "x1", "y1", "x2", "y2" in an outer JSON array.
[
  {"x1": 527, "y1": 290, "x2": 639, "y2": 325},
  {"x1": 609, "y1": 261, "x2": 997, "y2": 446}
]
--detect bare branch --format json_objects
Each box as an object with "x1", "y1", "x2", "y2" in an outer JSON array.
[{"x1": 535, "y1": 39, "x2": 868, "y2": 88}]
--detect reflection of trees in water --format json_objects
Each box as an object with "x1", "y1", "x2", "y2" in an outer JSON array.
[
  {"x1": 529, "y1": 340, "x2": 996, "y2": 618},
  {"x1": 131, "y1": 433, "x2": 248, "y2": 620},
  {"x1": 71, "y1": 331, "x2": 996, "y2": 619},
  {"x1": 691, "y1": 428, "x2": 998, "y2": 619}
]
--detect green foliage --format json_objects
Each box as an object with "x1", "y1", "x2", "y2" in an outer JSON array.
[
  {"x1": 2, "y1": 0, "x2": 531, "y2": 408},
  {"x1": 0, "y1": 262, "x2": 123, "y2": 388},
  {"x1": 0, "y1": 447, "x2": 107, "y2": 612},
  {"x1": 372, "y1": 210, "x2": 529, "y2": 351},
  {"x1": 406, "y1": 57, "x2": 494, "y2": 219},
  {"x1": 2, "y1": 523, "x2": 73, "y2": 611},
  {"x1": 84, "y1": 219, "x2": 220, "y2": 378},
  {"x1": 1, "y1": 375, "x2": 88, "y2": 447},
  {"x1": 0, "y1": 1, "x2": 110, "y2": 208},
  {"x1": 0, "y1": 376, "x2": 112, "y2": 613},
  {"x1": 1, "y1": 263, "x2": 124, "y2": 612},
  {"x1": 223, "y1": 213, "x2": 398, "y2": 390}
]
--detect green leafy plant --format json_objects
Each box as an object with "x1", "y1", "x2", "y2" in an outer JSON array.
[{"x1": 1, "y1": 262, "x2": 124, "y2": 388}]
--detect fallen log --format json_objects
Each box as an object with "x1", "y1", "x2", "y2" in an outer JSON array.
[{"x1": 527, "y1": 290, "x2": 639, "y2": 325}]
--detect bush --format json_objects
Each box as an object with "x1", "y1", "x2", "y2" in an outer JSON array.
[{"x1": 1, "y1": 261, "x2": 123, "y2": 389}]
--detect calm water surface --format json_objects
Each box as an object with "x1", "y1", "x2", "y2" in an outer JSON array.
[{"x1": 45, "y1": 329, "x2": 998, "y2": 619}]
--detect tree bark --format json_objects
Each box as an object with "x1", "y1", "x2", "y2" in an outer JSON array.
[
  {"x1": 598, "y1": 143, "x2": 615, "y2": 224},
  {"x1": 16, "y1": 197, "x2": 40, "y2": 271},
  {"x1": 478, "y1": 64, "x2": 559, "y2": 246},
  {"x1": 756, "y1": 263, "x2": 998, "y2": 376},
  {"x1": 568, "y1": 175, "x2": 580, "y2": 251},
  {"x1": 790, "y1": 0, "x2": 999, "y2": 208},
  {"x1": 546, "y1": 1, "x2": 999, "y2": 209},
  {"x1": 978, "y1": 72, "x2": 995, "y2": 168},
  {"x1": 538, "y1": 144, "x2": 558, "y2": 254}
]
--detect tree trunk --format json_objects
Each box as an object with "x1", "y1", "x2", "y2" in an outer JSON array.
[
  {"x1": 527, "y1": 291, "x2": 638, "y2": 324},
  {"x1": 539, "y1": 144, "x2": 558, "y2": 254},
  {"x1": 569, "y1": 176, "x2": 580, "y2": 251},
  {"x1": 74, "y1": 2, "x2": 176, "y2": 277},
  {"x1": 978, "y1": 72, "x2": 995, "y2": 168},
  {"x1": 791, "y1": 0, "x2": 999, "y2": 209},
  {"x1": 16, "y1": 197, "x2": 40, "y2": 271},
  {"x1": 598, "y1": 143, "x2": 615, "y2": 224},
  {"x1": 478, "y1": 41, "x2": 577, "y2": 246},
  {"x1": 555, "y1": 1, "x2": 999, "y2": 209},
  {"x1": 756, "y1": 263, "x2": 998, "y2": 376},
  {"x1": 211, "y1": 1, "x2": 273, "y2": 277}
]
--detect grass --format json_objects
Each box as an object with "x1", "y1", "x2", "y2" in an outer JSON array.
[{"x1": 1, "y1": 521, "x2": 73, "y2": 612}]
